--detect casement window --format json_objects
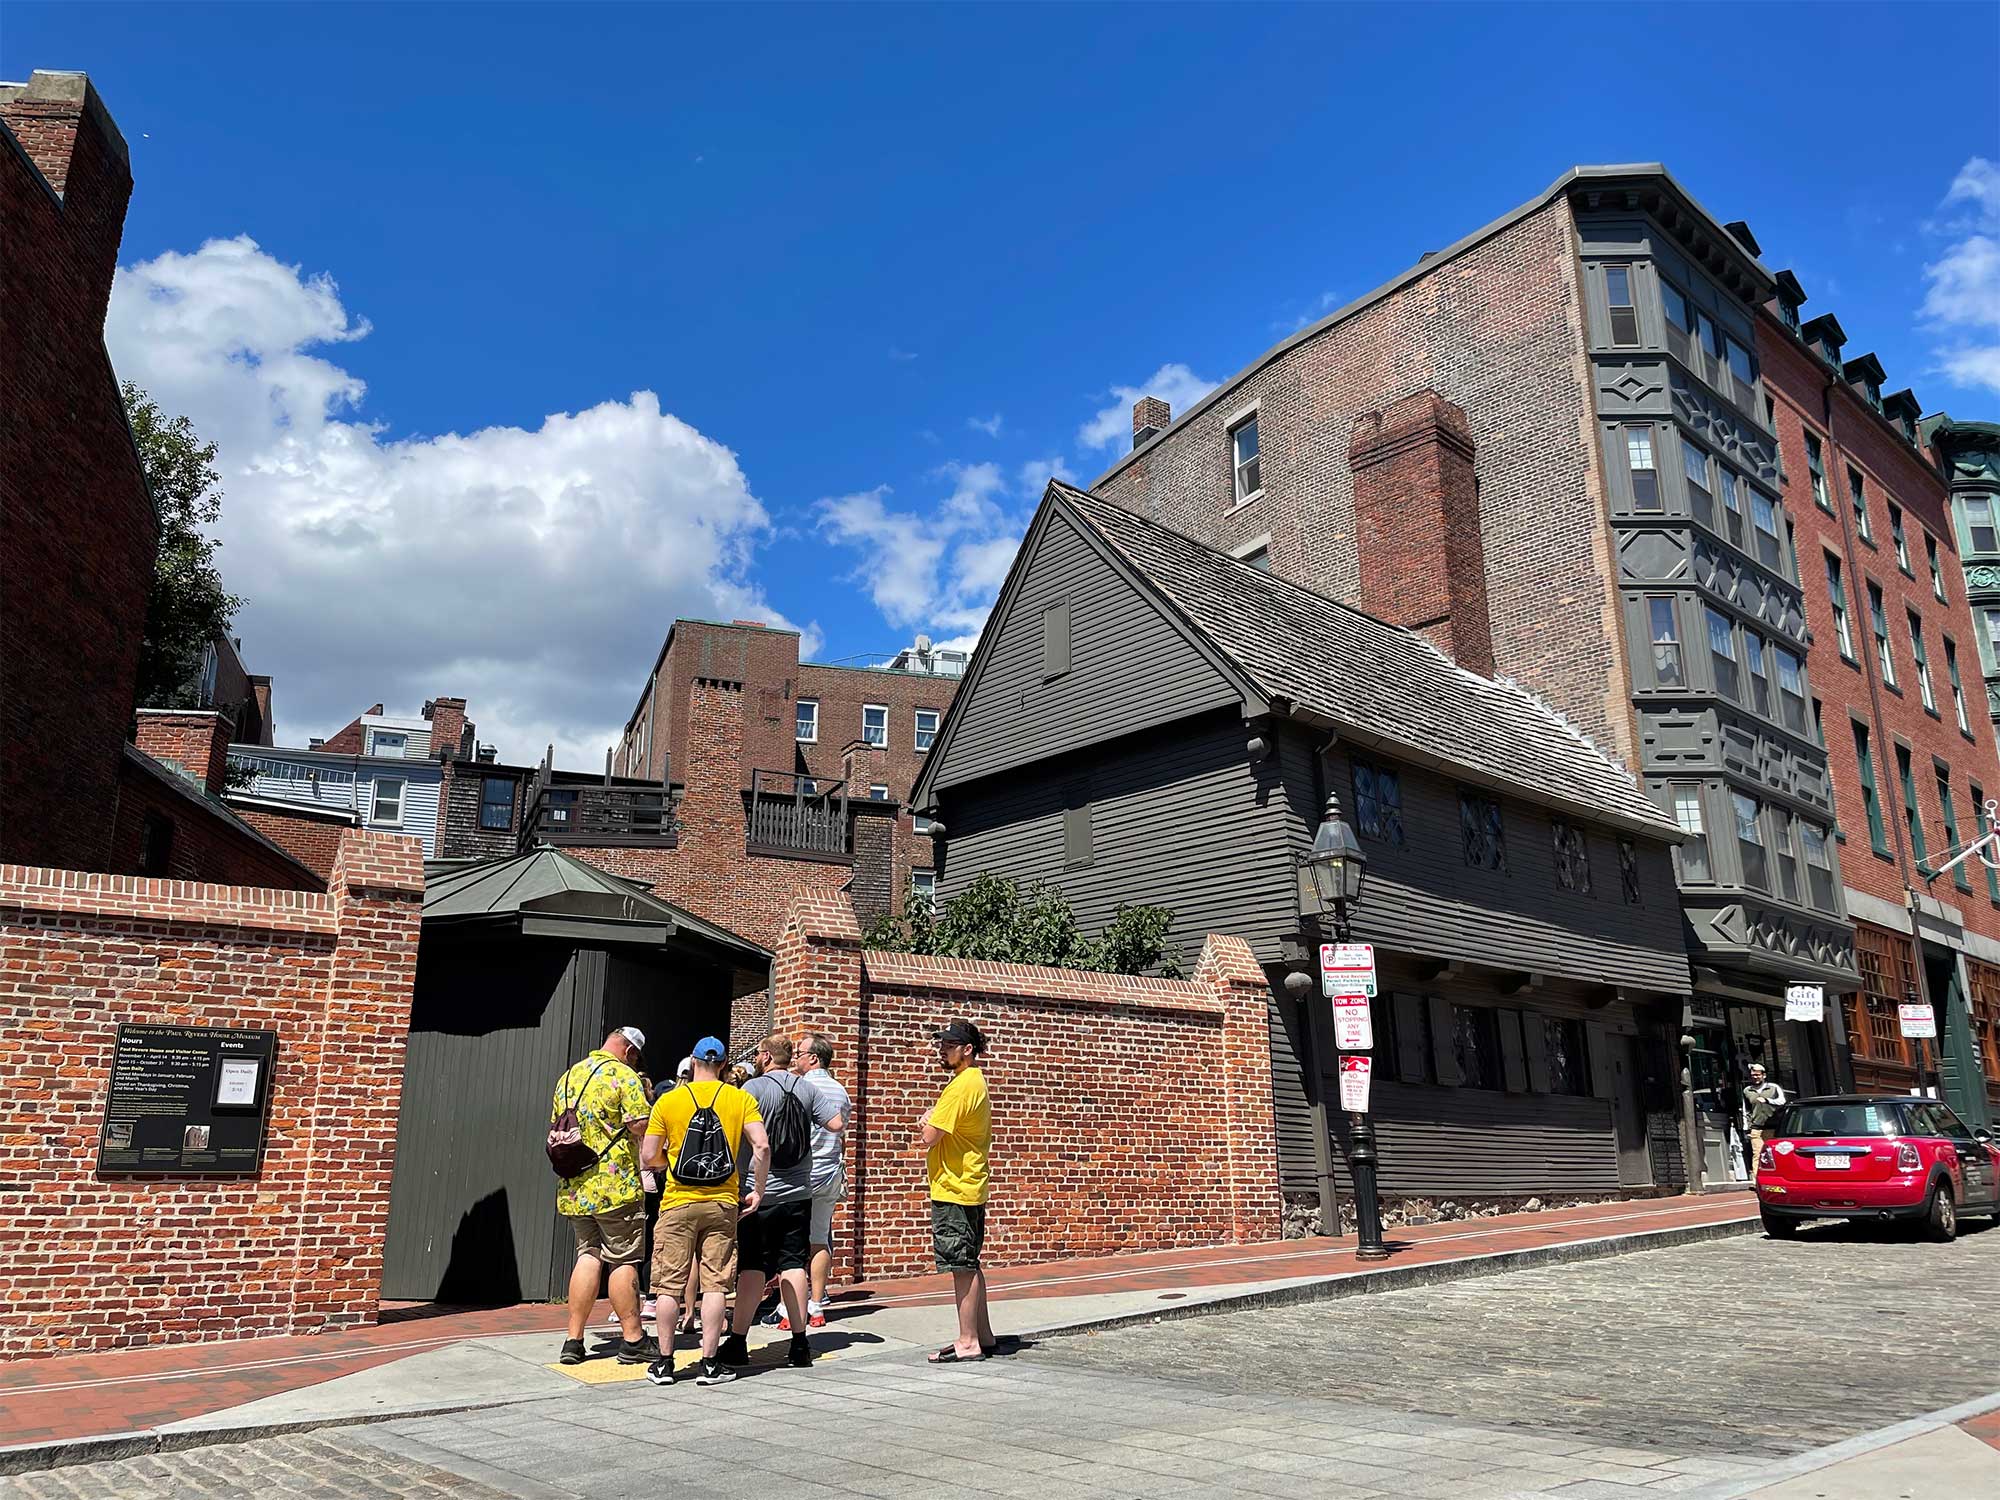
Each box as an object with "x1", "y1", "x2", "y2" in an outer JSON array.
[
  {"x1": 862, "y1": 704, "x2": 889, "y2": 748},
  {"x1": 1801, "y1": 822, "x2": 1837, "y2": 911},
  {"x1": 1647, "y1": 596, "x2": 1683, "y2": 686},
  {"x1": 1351, "y1": 759, "x2": 1405, "y2": 846},
  {"x1": 1774, "y1": 646, "x2": 1808, "y2": 735},
  {"x1": 796, "y1": 700, "x2": 819, "y2": 743},
  {"x1": 1746, "y1": 630, "x2": 1772, "y2": 717},
  {"x1": 1750, "y1": 490, "x2": 1784, "y2": 571},
  {"x1": 1968, "y1": 496, "x2": 1999, "y2": 555},
  {"x1": 1890, "y1": 504, "x2": 1911, "y2": 571},
  {"x1": 1672, "y1": 783, "x2": 1710, "y2": 881},
  {"x1": 1896, "y1": 745, "x2": 1929, "y2": 864},
  {"x1": 1854, "y1": 723, "x2": 1890, "y2": 856},
  {"x1": 1939, "y1": 773, "x2": 1973, "y2": 893},
  {"x1": 371, "y1": 778, "x2": 406, "y2": 827},
  {"x1": 1617, "y1": 838, "x2": 1641, "y2": 904},
  {"x1": 1662, "y1": 278, "x2": 1690, "y2": 332},
  {"x1": 1928, "y1": 533, "x2": 1948, "y2": 601},
  {"x1": 1724, "y1": 335, "x2": 1755, "y2": 388},
  {"x1": 1826, "y1": 553, "x2": 1856, "y2": 660},
  {"x1": 1604, "y1": 265, "x2": 1639, "y2": 345},
  {"x1": 1911, "y1": 615, "x2": 1937, "y2": 714},
  {"x1": 1850, "y1": 467, "x2": 1872, "y2": 541},
  {"x1": 1459, "y1": 791, "x2": 1506, "y2": 871},
  {"x1": 1551, "y1": 819, "x2": 1592, "y2": 894},
  {"x1": 1230, "y1": 415, "x2": 1262, "y2": 502},
  {"x1": 913, "y1": 708, "x2": 939, "y2": 752},
  {"x1": 1946, "y1": 638, "x2": 1972, "y2": 734},
  {"x1": 1544, "y1": 1016, "x2": 1590, "y2": 1096},
  {"x1": 1719, "y1": 469, "x2": 1746, "y2": 548},
  {"x1": 479, "y1": 776, "x2": 513, "y2": 831},
  {"x1": 1733, "y1": 791, "x2": 1768, "y2": 890},
  {"x1": 868, "y1": 783, "x2": 889, "y2": 801},
  {"x1": 1626, "y1": 426, "x2": 1661, "y2": 509},
  {"x1": 1705, "y1": 606, "x2": 1740, "y2": 700},
  {"x1": 1975, "y1": 782, "x2": 2000, "y2": 904},
  {"x1": 1452, "y1": 1005, "x2": 1504, "y2": 1090},
  {"x1": 909, "y1": 870, "x2": 937, "y2": 906},
  {"x1": 1683, "y1": 444, "x2": 1714, "y2": 528},
  {"x1": 368, "y1": 730, "x2": 407, "y2": 758},
  {"x1": 1805, "y1": 433, "x2": 1831, "y2": 511},
  {"x1": 1867, "y1": 583, "x2": 1896, "y2": 686},
  {"x1": 1771, "y1": 805, "x2": 1800, "y2": 903}
]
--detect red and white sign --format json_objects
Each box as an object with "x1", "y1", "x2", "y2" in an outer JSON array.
[
  {"x1": 1338, "y1": 1055, "x2": 1373, "y2": 1113},
  {"x1": 1319, "y1": 942, "x2": 1376, "y2": 999},
  {"x1": 1331, "y1": 994, "x2": 1374, "y2": 1051},
  {"x1": 1898, "y1": 1003, "x2": 1937, "y2": 1039}
]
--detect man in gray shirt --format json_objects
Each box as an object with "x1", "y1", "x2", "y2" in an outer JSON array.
[
  {"x1": 720, "y1": 1033, "x2": 841, "y2": 1370},
  {"x1": 794, "y1": 1031, "x2": 852, "y2": 1329}
]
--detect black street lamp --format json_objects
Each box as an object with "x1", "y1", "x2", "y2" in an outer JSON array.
[{"x1": 1302, "y1": 790, "x2": 1389, "y2": 1261}]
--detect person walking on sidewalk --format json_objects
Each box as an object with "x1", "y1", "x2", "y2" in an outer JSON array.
[
  {"x1": 1744, "y1": 1063, "x2": 1787, "y2": 1164},
  {"x1": 921, "y1": 1019, "x2": 994, "y2": 1365},
  {"x1": 791, "y1": 1030, "x2": 851, "y2": 1330},
  {"x1": 642, "y1": 1036, "x2": 768, "y2": 1388},
  {"x1": 721, "y1": 1034, "x2": 843, "y2": 1372},
  {"x1": 549, "y1": 1025, "x2": 656, "y2": 1367}
]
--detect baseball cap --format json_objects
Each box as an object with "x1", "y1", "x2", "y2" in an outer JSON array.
[
  {"x1": 676, "y1": 1055, "x2": 695, "y2": 1078},
  {"x1": 1748, "y1": 1062, "x2": 1767, "y2": 1074},
  {"x1": 692, "y1": 1035, "x2": 726, "y2": 1061},
  {"x1": 935, "y1": 1018, "x2": 986, "y2": 1050},
  {"x1": 617, "y1": 1026, "x2": 647, "y2": 1054}
]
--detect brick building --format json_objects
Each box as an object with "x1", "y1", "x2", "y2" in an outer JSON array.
[
  {"x1": 1081, "y1": 163, "x2": 1997, "y2": 1171},
  {"x1": 1, "y1": 71, "x2": 157, "y2": 873}
]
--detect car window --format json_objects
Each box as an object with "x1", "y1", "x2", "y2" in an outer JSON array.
[
  {"x1": 1903, "y1": 1103, "x2": 1945, "y2": 1137},
  {"x1": 1772, "y1": 1102, "x2": 1903, "y2": 1137},
  {"x1": 1928, "y1": 1106, "x2": 1975, "y2": 1142}
]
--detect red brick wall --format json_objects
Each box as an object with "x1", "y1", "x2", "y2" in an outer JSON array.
[
  {"x1": 110, "y1": 753, "x2": 323, "y2": 892},
  {"x1": 767, "y1": 891, "x2": 1281, "y2": 1282},
  {"x1": 134, "y1": 709, "x2": 235, "y2": 794},
  {"x1": 0, "y1": 829, "x2": 423, "y2": 1356},
  {"x1": 1, "y1": 73, "x2": 156, "y2": 874},
  {"x1": 229, "y1": 804, "x2": 351, "y2": 882}
]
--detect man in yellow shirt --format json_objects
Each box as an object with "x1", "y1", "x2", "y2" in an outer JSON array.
[
  {"x1": 919, "y1": 1018, "x2": 994, "y2": 1364},
  {"x1": 641, "y1": 1036, "x2": 769, "y2": 1388}
]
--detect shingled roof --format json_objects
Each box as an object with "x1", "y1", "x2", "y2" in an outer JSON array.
[{"x1": 1051, "y1": 483, "x2": 1678, "y2": 840}]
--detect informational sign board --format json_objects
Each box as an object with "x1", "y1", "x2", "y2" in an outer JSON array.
[
  {"x1": 1898, "y1": 1003, "x2": 1937, "y2": 1040},
  {"x1": 1337, "y1": 1055, "x2": 1372, "y2": 1113},
  {"x1": 1784, "y1": 984, "x2": 1825, "y2": 1024},
  {"x1": 96, "y1": 1024, "x2": 277, "y2": 1177},
  {"x1": 1319, "y1": 942, "x2": 1376, "y2": 999},
  {"x1": 1331, "y1": 994, "x2": 1374, "y2": 1051}
]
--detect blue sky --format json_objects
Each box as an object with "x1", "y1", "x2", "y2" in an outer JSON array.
[{"x1": 9, "y1": 2, "x2": 1998, "y2": 763}]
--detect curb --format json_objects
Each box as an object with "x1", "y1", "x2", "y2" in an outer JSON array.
[
  {"x1": 1018, "y1": 1211, "x2": 1760, "y2": 1341},
  {"x1": 1677, "y1": 1387, "x2": 2000, "y2": 1500}
]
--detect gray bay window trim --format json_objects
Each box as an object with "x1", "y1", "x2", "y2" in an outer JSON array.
[
  {"x1": 1621, "y1": 588, "x2": 1822, "y2": 754},
  {"x1": 1601, "y1": 419, "x2": 1797, "y2": 588}
]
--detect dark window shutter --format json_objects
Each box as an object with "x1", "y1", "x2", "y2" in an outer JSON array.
[
  {"x1": 1043, "y1": 600, "x2": 1071, "y2": 679},
  {"x1": 1063, "y1": 801, "x2": 1092, "y2": 869},
  {"x1": 1499, "y1": 1010, "x2": 1529, "y2": 1093},
  {"x1": 1394, "y1": 994, "x2": 1429, "y2": 1083},
  {"x1": 1428, "y1": 995, "x2": 1461, "y2": 1086},
  {"x1": 1586, "y1": 1023, "x2": 1615, "y2": 1100},
  {"x1": 1525, "y1": 1018, "x2": 1554, "y2": 1094}
]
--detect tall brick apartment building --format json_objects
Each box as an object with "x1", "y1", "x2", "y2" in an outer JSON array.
[{"x1": 1085, "y1": 163, "x2": 1998, "y2": 1166}]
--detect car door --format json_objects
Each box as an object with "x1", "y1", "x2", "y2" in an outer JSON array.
[{"x1": 1930, "y1": 1105, "x2": 1999, "y2": 1208}]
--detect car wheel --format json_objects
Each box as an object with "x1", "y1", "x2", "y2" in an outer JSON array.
[
  {"x1": 1922, "y1": 1181, "x2": 1957, "y2": 1243},
  {"x1": 1760, "y1": 1209, "x2": 1797, "y2": 1239}
]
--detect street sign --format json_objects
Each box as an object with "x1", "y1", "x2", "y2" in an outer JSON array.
[
  {"x1": 1784, "y1": 984, "x2": 1824, "y2": 1023},
  {"x1": 1338, "y1": 1055, "x2": 1372, "y2": 1113},
  {"x1": 1319, "y1": 942, "x2": 1376, "y2": 999},
  {"x1": 1898, "y1": 1003, "x2": 1937, "y2": 1039},
  {"x1": 1331, "y1": 994, "x2": 1374, "y2": 1051}
]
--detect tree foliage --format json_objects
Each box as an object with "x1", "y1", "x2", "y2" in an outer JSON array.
[
  {"x1": 123, "y1": 383, "x2": 243, "y2": 709},
  {"x1": 863, "y1": 872, "x2": 1186, "y2": 978}
]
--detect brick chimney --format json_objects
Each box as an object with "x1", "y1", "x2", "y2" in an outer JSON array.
[
  {"x1": 423, "y1": 697, "x2": 469, "y2": 760},
  {"x1": 0, "y1": 71, "x2": 132, "y2": 318},
  {"x1": 1132, "y1": 396, "x2": 1171, "y2": 450},
  {"x1": 134, "y1": 708, "x2": 237, "y2": 795},
  {"x1": 1348, "y1": 390, "x2": 1494, "y2": 677}
]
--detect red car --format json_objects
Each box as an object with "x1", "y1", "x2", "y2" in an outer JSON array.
[{"x1": 1755, "y1": 1094, "x2": 2000, "y2": 1241}]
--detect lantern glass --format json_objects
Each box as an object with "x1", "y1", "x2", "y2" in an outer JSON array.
[{"x1": 1306, "y1": 807, "x2": 1368, "y2": 910}]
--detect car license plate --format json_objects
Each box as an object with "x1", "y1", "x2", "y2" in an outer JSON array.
[{"x1": 1814, "y1": 1154, "x2": 1852, "y2": 1170}]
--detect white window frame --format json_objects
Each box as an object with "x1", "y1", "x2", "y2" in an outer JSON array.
[
  {"x1": 869, "y1": 783, "x2": 889, "y2": 801},
  {"x1": 862, "y1": 704, "x2": 889, "y2": 749},
  {"x1": 913, "y1": 813, "x2": 935, "y2": 835},
  {"x1": 913, "y1": 708, "x2": 939, "y2": 753},
  {"x1": 909, "y1": 870, "x2": 938, "y2": 905},
  {"x1": 795, "y1": 699, "x2": 819, "y2": 743},
  {"x1": 371, "y1": 777, "x2": 406, "y2": 828},
  {"x1": 1227, "y1": 404, "x2": 1263, "y2": 507}
]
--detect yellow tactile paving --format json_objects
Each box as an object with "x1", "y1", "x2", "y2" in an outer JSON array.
[{"x1": 547, "y1": 1333, "x2": 828, "y2": 1384}]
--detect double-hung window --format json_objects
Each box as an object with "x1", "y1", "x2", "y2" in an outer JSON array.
[
  {"x1": 1771, "y1": 805, "x2": 1800, "y2": 903},
  {"x1": 1626, "y1": 426, "x2": 1660, "y2": 509},
  {"x1": 1706, "y1": 606, "x2": 1739, "y2": 700},
  {"x1": 1801, "y1": 822, "x2": 1837, "y2": 911},
  {"x1": 1719, "y1": 469, "x2": 1746, "y2": 548},
  {"x1": 478, "y1": 776, "x2": 513, "y2": 831},
  {"x1": 371, "y1": 778, "x2": 406, "y2": 827},
  {"x1": 1928, "y1": 533, "x2": 1948, "y2": 601},
  {"x1": 1826, "y1": 554, "x2": 1855, "y2": 660},
  {"x1": 914, "y1": 708, "x2": 939, "y2": 752},
  {"x1": 1868, "y1": 583, "x2": 1895, "y2": 686},
  {"x1": 1775, "y1": 646, "x2": 1808, "y2": 734},
  {"x1": 1724, "y1": 335, "x2": 1755, "y2": 389},
  {"x1": 1604, "y1": 265, "x2": 1639, "y2": 345},
  {"x1": 1745, "y1": 630, "x2": 1771, "y2": 716},
  {"x1": 1662, "y1": 278, "x2": 1690, "y2": 332},
  {"x1": 868, "y1": 783, "x2": 889, "y2": 801},
  {"x1": 862, "y1": 704, "x2": 888, "y2": 748},
  {"x1": 1939, "y1": 773, "x2": 1973, "y2": 893},
  {"x1": 1897, "y1": 745, "x2": 1928, "y2": 865},
  {"x1": 1967, "y1": 496, "x2": 1999, "y2": 555},
  {"x1": 1805, "y1": 433, "x2": 1830, "y2": 511},
  {"x1": 1684, "y1": 444, "x2": 1714, "y2": 529},
  {"x1": 1911, "y1": 614, "x2": 1937, "y2": 713},
  {"x1": 1750, "y1": 490, "x2": 1784, "y2": 571},
  {"x1": 1231, "y1": 415, "x2": 1262, "y2": 503},
  {"x1": 1890, "y1": 504, "x2": 1910, "y2": 571},
  {"x1": 1975, "y1": 782, "x2": 2000, "y2": 904},
  {"x1": 796, "y1": 700, "x2": 819, "y2": 743},
  {"x1": 910, "y1": 870, "x2": 937, "y2": 906},
  {"x1": 1946, "y1": 638, "x2": 1972, "y2": 734},
  {"x1": 1733, "y1": 792, "x2": 1768, "y2": 889},
  {"x1": 1854, "y1": 723, "x2": 1890, "y2": 856},
  {"x1": 1647, "y1": 596, "x2": 1683, "y2": 686},
  {"x1": 1983, "y1": 608, "x2": 2000, "y2": 675},
  {"x1": 1850, "y1": 467, "x2": 1871, "y2": 541},
  {"x1": 1672, "y1": 783, "x2": 1710, "y2": 881}
]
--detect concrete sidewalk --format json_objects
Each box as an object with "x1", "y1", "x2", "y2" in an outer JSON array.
[{"x1": 0, "y1": 1193, "x2": 1757, "y2": 1472}]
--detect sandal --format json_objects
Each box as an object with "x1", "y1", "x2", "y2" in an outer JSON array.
[{"x1": 928, "y1": 1344, "x2": 989, "y2": 1364}]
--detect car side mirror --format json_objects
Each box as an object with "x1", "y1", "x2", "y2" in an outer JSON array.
[{"x1": 1976, "y1": 1128, "x2": 1994, "y2": 1145}]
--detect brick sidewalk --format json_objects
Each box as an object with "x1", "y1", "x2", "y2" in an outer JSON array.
[{"x1": 0, "y1": 1194, "x2": 1753, "y2": 1451}]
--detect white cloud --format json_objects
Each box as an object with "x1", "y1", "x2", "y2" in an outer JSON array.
[
  {"x1": 967, "y1": 412, "x2": 1004, "y2": 436},
  {"x1": 1016, "y1": 454, "x2": 1075, "y2": 497},
  {"x1": 1077, "y1": 362, "x2": 1218, "y2": 452},
  {"x1": 888, "y1": 346, "x2": 919, "y2": 362},
  {"x1": 1920, "y1": 158, "x2": 2000, "y2": 396},
  {"x1": 1272, "y1": 288, "x2": 1342, "y2": 333},
  {"x1": 106, "y1": 236, "x2": 794, "y2": 767}
]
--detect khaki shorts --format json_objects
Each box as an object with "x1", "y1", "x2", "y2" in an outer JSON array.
[
  {"x1": 570, "y1": 1202, "x2": 646, "y2": 1268},
  {"x1": 652, "y1": 1199, "x2": 739, "y2": 1296}
]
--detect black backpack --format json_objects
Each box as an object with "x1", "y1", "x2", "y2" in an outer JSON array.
[
  {"x1": 546, "y1": 1059, "x2": 610, "y2": 1180},
  {"x1": 764, "y1": 1073, "x2": 812, "y2": 1171},
  {"x1": 672, "y1": 1082, "x2": 738, "y2": 1187}
]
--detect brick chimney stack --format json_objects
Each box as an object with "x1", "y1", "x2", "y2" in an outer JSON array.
[
  {"x1": 0, "y1": 71, "x2": 132, "y2": 319},
  {"x1": 134, "y1": 708, "x2": 237, "y2": 795},
  {"x1": 423, "y1": 697, "x2": 469, "y2": 760},
  {"x1": 1132, "y1": 396, "x2": 1171, "y2": 450},
  {"x1": 1348, "y1": 390, "x2": 1494, "y2": 677}
]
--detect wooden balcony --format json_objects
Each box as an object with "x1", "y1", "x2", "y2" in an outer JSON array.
[
  {"x1": 746, "y1": 769, "x2": 850, "y2": 863},
  {"x1": 520, "y1": 751, "x2": 678, "y2": 850}
]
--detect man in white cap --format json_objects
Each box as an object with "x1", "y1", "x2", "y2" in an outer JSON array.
[
  {"x1": 549, "y1": 1025, "x2": 655, "y2": 1366},
  {"x1": 1744, "y1": 1062, "x2": 1787, "y2": 1165}
]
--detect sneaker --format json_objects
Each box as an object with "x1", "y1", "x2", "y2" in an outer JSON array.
[
  {"x1": 559, "y1": 1338, "x2": 587, "y2": 1366},
  {"x1": 807, "y1": 1300, "x2": 826, "y2": 1329},
  {"x1": 645, "y1": 1356, "x2": 677, "y2": 1387},
  {"x1": 641, "y1": 1297, "x2": 658, "y2": 1322},
  {"x1": 764, "y1": 1307, "x2": 788, "y2": 1329},
  {"x1": 717, "y1": 1331, "x2": 750, "y2": 1367},
  {"x1": 694, "y1": 1357, "x2": 736, "y2": 1386},
  {"x1": 787, "y1": 1334, "x2": 812, "y2": 1368},
  {"x1": 603, "y1": 1310, "x2": 623, "y2": 1328},
  {"x1": 617, "y1": 1336, "x2": 658, "y2": 1365}
]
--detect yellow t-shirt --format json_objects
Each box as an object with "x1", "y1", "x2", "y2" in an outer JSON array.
[
  {"x1": 926, "y1": 1065, "x2": 990, "y2": 1206},
  {"x1": 646, "y1": 1080, "x2": 762, "y2": 1207}
]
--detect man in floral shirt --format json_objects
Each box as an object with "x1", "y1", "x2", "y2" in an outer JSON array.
[{"x1": 551, "y1": 1026, "x2": 655, "y2": 1365}]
